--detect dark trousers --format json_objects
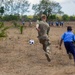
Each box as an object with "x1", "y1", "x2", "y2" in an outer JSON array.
[{"x1": 64, "y1": 42, "x2": 75, "y2": 61}]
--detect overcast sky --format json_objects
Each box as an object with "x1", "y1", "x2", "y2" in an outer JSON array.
[{"x1": 27, "y1": 0, "x2": 75, "y2": 16}]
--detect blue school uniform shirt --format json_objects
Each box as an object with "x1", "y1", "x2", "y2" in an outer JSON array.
[{"x1": 61, "y1": 31, "x2": 75, "y2": 42}]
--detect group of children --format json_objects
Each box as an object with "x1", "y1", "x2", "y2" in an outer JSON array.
[
  {"x1": 48, "y1": 21, "x2": 64, "y2": 27},
  {"x1": 36, "y1": 14, "x2": 75, "y2": 65}
]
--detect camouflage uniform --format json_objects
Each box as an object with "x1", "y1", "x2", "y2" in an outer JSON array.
[{"x1": 37, "y1": 21, "x2": 50, "y2": 52}]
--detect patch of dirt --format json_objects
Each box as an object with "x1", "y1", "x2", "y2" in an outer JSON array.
[{"x1": 0, "y1": 22, "x2": 75, "y2": 75}]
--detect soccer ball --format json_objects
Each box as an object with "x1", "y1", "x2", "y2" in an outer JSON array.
[{"x1": 29, "y1": 39, "x2": 34, "y2": 45}]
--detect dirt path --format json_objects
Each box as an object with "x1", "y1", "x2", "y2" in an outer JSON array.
[{"x1": 0, "y1": 23, "x2": 75, "y2": 75}]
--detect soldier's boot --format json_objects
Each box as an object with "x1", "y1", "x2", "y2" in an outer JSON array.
[
  {"x1": 43, "y1": 46, "x2": 52, "y2": 62},
  {"x1": 45, "y1": 52, "x2": 51, "y2": 62}
]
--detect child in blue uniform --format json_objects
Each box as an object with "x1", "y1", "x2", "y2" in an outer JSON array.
[{"x1": 59, "y1": 26, "x2": 75, "y2": 65}]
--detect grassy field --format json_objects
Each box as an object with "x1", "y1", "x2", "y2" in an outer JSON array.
[{"x1": 0, "y1": 21, "x2": 75, "y2": 75}]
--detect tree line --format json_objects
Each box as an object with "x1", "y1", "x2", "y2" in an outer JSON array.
[{"x1": 0, "y1": 0, "x2": 75, "y2": 21}]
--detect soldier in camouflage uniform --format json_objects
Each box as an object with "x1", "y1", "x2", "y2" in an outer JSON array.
[{"x1": 36, "y1": 14, "x2": 51, "y2": 61}]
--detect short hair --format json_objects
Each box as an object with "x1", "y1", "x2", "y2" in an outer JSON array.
[
  {"x1": 67, "y1": 26, "x2": 72, "y2": 31},
  {"x1": 41, "y1": 14, "x2": 46, "y2": 19}
]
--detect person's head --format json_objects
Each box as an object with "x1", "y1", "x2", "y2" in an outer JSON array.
[
  {"x1": 41, "y1": 14, "x2": 47, "y2": 21},
  {"x1": 67, "y1": 26, "x2": 72, "y2": 31}
]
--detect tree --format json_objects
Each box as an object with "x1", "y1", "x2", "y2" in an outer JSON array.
[
  {"x1": 14, "y1": 0, "x2": 30, "y2": 15},
  {"x1": 70, "y1": 16, "x2": 75, "y2": 21},
  {"x1": 20, "y1": 0, "x2": 30, "y2": 15},
  {"x1": 0, "y1": 6, "x2": 4, "y2": 16},
  {"x1": 49, "y1": 14, "x2": 56, "y2": 21},
  {"x1": 62, "y1": 14, "x2": 70, "y2": 21},
  {"x1": 0, "y1": 0, "x2": 30, "y2": 15},
  {"x1": 32, "y1": 0, "x2": 63, "y2": 18}
]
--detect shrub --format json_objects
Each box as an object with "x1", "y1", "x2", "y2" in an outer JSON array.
[{"x1": 0, "y1": 22, "x2": 10, "y2": 37}]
